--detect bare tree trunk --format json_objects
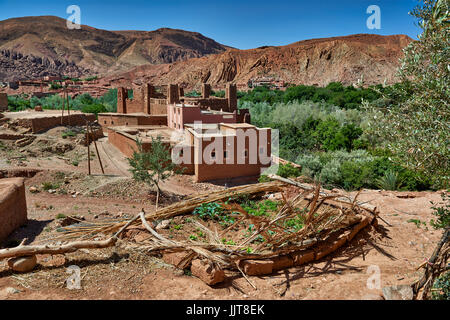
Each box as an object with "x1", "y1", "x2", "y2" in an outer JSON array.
[{"x1": 154, "y1": 180, "x2": 160, "y2": 211}]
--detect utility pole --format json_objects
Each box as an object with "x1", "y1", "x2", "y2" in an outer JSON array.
[{"x1": 86, "y1": 121, "x2": 91, "y2": 175}]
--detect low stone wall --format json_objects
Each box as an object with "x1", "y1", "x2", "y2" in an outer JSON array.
[
  {"x1": 0, "y1": 178, "x2": 27, "y2": 243},
  {"x1": 98, "y1": 114, "x2": 167, "y2": 128},
  {"x1": 15, "y1": 114, "x2": 97, "y2": 133}
]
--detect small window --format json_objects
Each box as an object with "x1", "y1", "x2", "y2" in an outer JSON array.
[
  {"x1": 211, "y1": 151, "x2": 216, "y2": 159},
  {"x1": 179, "y1": 149, "x2": 184, "y2": 157},
  {"x1": 224, "y1": 151, "x2": 228, "y2": 159},
  {"x1": 111, "y1": 121, "x2": 114, "y2": 125},
  {"x1": 244, "y1": 149, "x2": 248, "y2": 158},
  {"x1": 104, "y1": 120, "x2": 107, "y2": 124}
]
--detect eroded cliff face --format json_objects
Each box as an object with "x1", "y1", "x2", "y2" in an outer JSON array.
[
  {"x1": 111, "y1": 34, "x2": 412, "y2": 88},
  {"x1": 0, "y1": 16, "x2": 229, "y2": 81}
]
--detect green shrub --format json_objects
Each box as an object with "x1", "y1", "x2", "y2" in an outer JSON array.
[
  {"x1": 430, "y1": 192, "x2": 449, "y2": 230},
  {"x1": 376, "y1": 170, "x2": 403, "y2": 190},
  {"x1": 432, "y1": 272, "x2": 450, "y2": 300},
  {"x1": 81, "y1": 103, "x2": 107, "y2": 115},
  {"x1": 277, "y1": 163, "x2": 301, "y2": 178},
  {"x1": 62, "y1": 130, "x2": 76, "y2": 139},
  {"x1": 42, "y1": 182, "x2": 60, "y2": 191}
]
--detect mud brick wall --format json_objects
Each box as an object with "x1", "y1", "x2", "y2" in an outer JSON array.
[
  {"x1": 202, "y1": 83, "x2": 211, "y2": 99},
  {"x1": 0, "y1": 93, "x2": 7, "y2": 112},
  {"x1": 226, "y1": 84, "x2": 237, "y2": 112},
  {"x1": 0, "y1": 178, "x2": 27, "y2": 243},
  {"x1": 183, "y1": 98, "x2": 230, "y2": 111},
  {"x1": 137, "y1": 115, "x2": 167, "y2": 126},
  {"x1": 98, "y1": 114, "x2": 167, "y2": 128},
  {"x1": 149, "y1": 99, "x2": 168, "y2": 115},
  {"x1": 107, "y1": 128, "x2": 152, "y2": 158},
  {"x1": 29, "y1": 114, "x2": 96, "y2": 133},
  {"x1": 167, "y1": 84, "x2": 180, "y2": 104},
  {"x1": 107, "y1": 128, "x2": 193, "y2": 174},
  {"x1": 193, "y1": 129, "x2": 272, "y2": 182}
]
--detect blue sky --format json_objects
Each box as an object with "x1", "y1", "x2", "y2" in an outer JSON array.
[{"x1": 0, "y1": 0, "x2": 422, "y2": 49}]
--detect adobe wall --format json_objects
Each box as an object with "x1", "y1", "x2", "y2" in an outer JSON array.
[
  {"x1": 107, "y1": 128, "x2": 151, "y2": 158},
  {"x1": 0, "y1": 178, "x2": 27, "y2": 243},
  {"x1": 15, "y1": 114, "x2": 96, "y2": 133},
  {"x1": 0, "y1": 93, "x2": 7, "y2": 112},
  {"x1": 193, "y1": 129, "x2": 272, "y2": 182},
  {"x1": 98, "y1": 114, "x2": 167, "y2": 128},
  {"x1": 150, "y1": 99, "x2": 168, "y2": 115},
  {"x1": 107, "y1": 128, "x2": 194, "y2": 174}
]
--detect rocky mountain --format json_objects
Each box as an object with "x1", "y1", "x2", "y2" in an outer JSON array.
[
  {"x1": 109, "y1": 34, "x2": 412, "y2": 88},
  {"x1": 0, "y1": 16, "x2": 230, "y2": 81}
]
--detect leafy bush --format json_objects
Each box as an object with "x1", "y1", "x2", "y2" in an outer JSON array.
[
  {"x1": 185, "y1": 90, "x2": 201, "y2": 97},
  {"x1": 430, "y1": 192, "x2": 449, "y2": 230},
  {"x1": 295, "y1": 149, "x2": 431, "y2": 191},
  {"x1": 81, "y1": 103, "x2": 107, "y2": 115},
  {"x1": 432, "y1": 271, "x2": 450, "y2": 300},
  {"x1": 277, "y1": 163, "x2": 301, "y2": 178},
  {"x1": 364, "y1": 0, "x2": 449, "y2": 189}
]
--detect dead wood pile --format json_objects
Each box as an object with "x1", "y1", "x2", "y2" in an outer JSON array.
[{"x1": 0, "y1": 176, "x2": 379, "y2": 286}]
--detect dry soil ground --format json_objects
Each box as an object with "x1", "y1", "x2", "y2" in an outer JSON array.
[{"x1": 0, "y1": 125, "x2": 446, "y2": 300}]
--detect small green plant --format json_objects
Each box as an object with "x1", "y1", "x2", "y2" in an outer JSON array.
[
  {"x1": 173, "y1": 224, "x2": 182, "y2": 230},
  {"x1": 42, "y1": 182, "x2": 60, "y2": 191},
  {"x1": 197, "y1": 231, "x2": 205, "y2": 238},
  {"x1": 62, "y1": 130, "x2": 76, "y2": 139},
  {"x1": 407, "y1": 218, "x2": 427, "y2": 229},
  {"x1": 193, "y1": 202, "x2": 236, "y2": 227},
  {"x1": 221, "y1": 238, "x2": 236, "y2": 245},
  {"x1": 284, "y1": 215, "x2": 305, "y2": 232},
  {"x1": 242, "y1": 200, "x2": 279, "y2": 217},
  {"x1": 56, "y1": 213, "x2": 66, "y2": 219},
  {"x1": 189, "y1": 234, "x2": 198, "y2": 241},
  {"x1": 432, "y1": 271, "x2": 450, "y2": 300},
  {"x1": 377, "y1": 169, "x2": 404, "y2": 190},
  {"x1": 430, "y1": 192, "x2": 449, "y2": 230}
]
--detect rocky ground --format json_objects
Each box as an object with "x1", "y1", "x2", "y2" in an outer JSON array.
[{"x1": 0, "y1": 124, "x2": 446, "y2": 300}]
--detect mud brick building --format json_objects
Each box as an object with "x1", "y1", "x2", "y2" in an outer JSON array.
[
  {"x1": 107, "y1": 123, "x2": 272, "y2": 182},
  {"x1": 167, "y1": 103, "x2": 250, "y2": 130},
  {"x1": 101, "y1": 82, "x2": 272, "y2": 182}
]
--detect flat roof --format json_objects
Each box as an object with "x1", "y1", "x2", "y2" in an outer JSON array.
[
  {"x1": 220, "y1": 123, "x2": 255, "y2": 129},
  {"x1": 4, "y1": 110, "x2": 85, "y2": 120}
]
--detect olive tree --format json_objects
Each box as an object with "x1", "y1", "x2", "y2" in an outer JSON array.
[{"x1": 365, "y1": 0, "x2": 449, "y2": 188}]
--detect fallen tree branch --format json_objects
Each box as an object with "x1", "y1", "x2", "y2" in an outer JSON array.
[{"x1": 0, "y1": 213, "x2": 140, "y2": 260}]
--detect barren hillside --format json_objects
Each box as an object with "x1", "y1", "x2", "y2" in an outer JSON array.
[
  {"x1": 0, "y1": 16, "x2": 230, "y2": 81},
  {"x1": 108, "y1": 34, "x2": 412, "y2": 88}
]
